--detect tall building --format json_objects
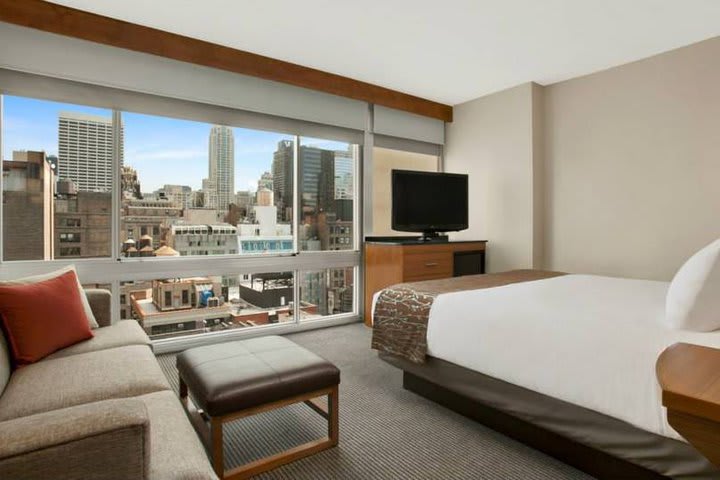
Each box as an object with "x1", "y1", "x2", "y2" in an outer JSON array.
[
  {"x1": 300, "y1": 145, "x2": 335, "y2": 214},
  {"x1": 208, "y1": 125, "x2": 234, "y2": 211},
  {"x1": 334, "y1": 149, "x2": 354, "y2": 200},
  {"x1": 272, "y1": 139, "x2": 293, "y2": 222},
  {"x1": 58, "y1": 111, "x2": 122, "y2": 192},
  {"x1": 2, "y1": 150, "x2": 55, "y2": 261},
  {"x1": 55, "y1": 184, "x2": 112, "y2": 259}
]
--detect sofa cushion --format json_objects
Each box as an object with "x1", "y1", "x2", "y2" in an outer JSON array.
[
  {"x1": 139, "y1": 390, "x2": 217, "y2": 480},
  {"x1": 0, "y1": 345, "x2": 170, "y2": 421},
  {"x1": 0, "y1": 331, "x2": 10, "y2": 397},
  {"x1": 46, "y1": 321, "x2": 151, "y2": 360},
  {"x1": 0, "y1": 265, "x2": 99, "y2": 329},
  {"x1": 0, "y1": 270, "x2": 94, "y2": 365}
]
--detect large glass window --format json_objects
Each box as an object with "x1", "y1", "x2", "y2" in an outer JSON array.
[
  {"x1": 299, "y1": 267, "x2": 355, "y2": 321},
  {"x1": 120, "y1": 271, "x2": 295, "y2": 340},
  {"x1": 120, "y1": 111, "x2": 294, "y2": 258},
  {"x1": 299, "y1": 137, "x2": 357, "y2": 251},
  {"x1": 370, "y1": 146, "x2": 438, "y2": 236},
  {"x1": 0, "y1": 87, "x2": 361, "y2": 343},
  {"x1": 1, "y1": 95, "x2": 113, "y2": 261}
]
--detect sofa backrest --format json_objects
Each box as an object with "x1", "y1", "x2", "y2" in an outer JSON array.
[{"x1": 0, "y1": 329, "x2": 10, "y2": 397}]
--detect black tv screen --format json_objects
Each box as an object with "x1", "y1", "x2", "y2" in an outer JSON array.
[{"x1": 392, "y1": 170, "x2": 468, "y2": 235}]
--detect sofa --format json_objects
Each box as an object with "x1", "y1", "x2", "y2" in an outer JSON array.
[{"x1": 0, "y1": 289, "x2": 217, "y2": 480}]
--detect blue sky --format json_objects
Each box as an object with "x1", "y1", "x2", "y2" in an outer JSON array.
[{"x1": 3, "y1": 95, "x2": 350, "y2": 193}]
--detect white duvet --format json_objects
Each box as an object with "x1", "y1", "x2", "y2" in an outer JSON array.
[{"x1": 413, "y1": 274, "x2": 720, "y2": 441}]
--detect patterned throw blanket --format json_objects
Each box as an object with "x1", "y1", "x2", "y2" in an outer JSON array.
[{"x1": 371, "y1": 270, "x2": 566, "y2": 363}]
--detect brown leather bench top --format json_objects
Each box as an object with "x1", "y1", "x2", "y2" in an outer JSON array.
[{"x1": 177, "y1": 336, "x2": 340, "y2": 417}]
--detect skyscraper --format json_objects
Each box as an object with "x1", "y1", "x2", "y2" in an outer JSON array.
[
  {"x1": 58, "y1": 111, "x2": 122, "y2": 192},
  {"x1": 208, "y1": 125, "x2": 234, "y2": 211},
  {"x1": 272, "y1": 139, "x2": 294, "y2": 222}
]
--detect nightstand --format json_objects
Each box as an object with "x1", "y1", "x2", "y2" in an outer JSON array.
[{"x1": 656, "y1": 342, "x2": 720, "y2": 466}]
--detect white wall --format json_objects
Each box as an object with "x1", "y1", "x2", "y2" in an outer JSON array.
[
  {"x1": 445, "y1": 83, "x2": 543, "y2": 273},
  {"x1": 446, "y1": 37, "x2": 720, "y2": 281},
  {"x1": 544, "y1": 36, "x2": 720, "y2": 280}
]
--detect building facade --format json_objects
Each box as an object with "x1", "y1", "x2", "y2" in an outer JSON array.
[
  {"x1": 271, "y1": 139, "x2": 293, "y2": 222},
  {"x1": 2, "y1": 150, "x2": 55, "y2": 261},
  {"x1": 168, "y1": 224, "x2": 239, "y2": 256},
  {"x1": 121, "y1": 198, "x2": 183, "y2": 248},
  {"x1": 54, "y1": 187, "x2": 112, "y2": 258},
  {"x1": 208, "y1": 125, "x2": 234, "y2": 211},
  {"x1": 58, "y1": 111, "x2": 122, "y2": 192}
]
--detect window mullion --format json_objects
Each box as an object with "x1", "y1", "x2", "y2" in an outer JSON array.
[
  {"x1": 111, "y1": 110, "x2": 122, "y2": 261},
  {"x1": 292, "y1": 135, "x2": 301, "y2": 325}
]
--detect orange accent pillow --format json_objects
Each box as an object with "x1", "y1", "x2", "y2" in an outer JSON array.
[{"x1": 0, "y1": 270, "x2": 94, "y2": 365}]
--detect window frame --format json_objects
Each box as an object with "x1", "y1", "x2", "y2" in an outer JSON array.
[{"x1": 0, "y1": 70, "x2": 366, "y2": 352}]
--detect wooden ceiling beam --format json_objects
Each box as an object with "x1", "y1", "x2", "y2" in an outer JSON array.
[{"x1": 0, "y1": 0, "x2": 453, "y2": 122}]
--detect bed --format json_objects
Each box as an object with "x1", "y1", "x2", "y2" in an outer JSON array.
[{"x1": 371, "y1": 271, "x2": 720, "y2": 479}]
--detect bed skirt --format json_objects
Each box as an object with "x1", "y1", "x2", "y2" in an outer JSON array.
[{"x1": 380, "y1": 353, "x2": 720, "y2": 480}]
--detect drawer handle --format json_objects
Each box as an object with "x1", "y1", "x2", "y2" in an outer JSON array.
[{"x1": 425, "y1": 262, "x2": 439, "y2": 267}]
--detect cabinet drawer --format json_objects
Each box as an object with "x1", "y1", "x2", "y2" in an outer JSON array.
[{"x1": 403, "y1": 252, "x2": 453, "y2": 281}]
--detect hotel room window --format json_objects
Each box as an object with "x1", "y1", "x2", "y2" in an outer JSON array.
[
  {"x1": 299, "y1": 267, "x2": 355, "y2": 321},
  {"x1": 120, "y1": 271, "x2": 295, "y2": 340},
  {"x1": 298, "y1": 137, "x2": 358, "y2": 251},
  {"x1": 1, "y1": 95, "x2": 114, "y2": 261},
  {"x1": 119, "y1": 111, "x2": 294, "y2": 258},
  {"x1": 370, "y1": 146, "x2": 439, "y2": 236}
]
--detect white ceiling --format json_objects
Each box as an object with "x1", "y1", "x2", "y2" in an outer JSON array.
[{"x1": 47, "y1": 0, "x2": 720, "y2": 106}]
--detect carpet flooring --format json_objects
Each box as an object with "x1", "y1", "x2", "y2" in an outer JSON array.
[{"x1": 157, "y1": 323, "x2": 593, "y2": 479}]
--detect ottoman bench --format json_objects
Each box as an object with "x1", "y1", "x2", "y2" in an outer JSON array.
[{"x1": 177, "y1": 336, "x2": 340, "y2": 480}]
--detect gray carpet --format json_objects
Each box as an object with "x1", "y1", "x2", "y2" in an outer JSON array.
[{"x1": 157, "y1": 323, "x2": 593, "y2": 479}]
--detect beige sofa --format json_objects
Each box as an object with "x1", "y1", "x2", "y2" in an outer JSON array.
[{"x1": 0, "y1": 289, "x2": 217, "y2": 480}]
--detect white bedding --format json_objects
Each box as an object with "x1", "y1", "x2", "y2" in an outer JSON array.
[{"x1": 398, "y1": 274, "x2": 720, "y2": 441}]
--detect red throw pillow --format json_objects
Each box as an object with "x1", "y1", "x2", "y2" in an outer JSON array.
[{"x1": 0, "y1": 270, "x2": 94, "y2": 365}]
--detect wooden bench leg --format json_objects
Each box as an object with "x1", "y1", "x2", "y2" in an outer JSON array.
[
  {"x1": 328, "y1": 385, "x2": 339, "y2": 446},
  {"x1": 211, "y1": 417, "x2": 224, "y2": 478},
  {"x1": 181, "y1": 386, "x2": 339, "y2": 480}
]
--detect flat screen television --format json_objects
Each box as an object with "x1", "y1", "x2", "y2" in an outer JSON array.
[{"x1": 392, "y1": 169, "x2": 468, "y2": 239}]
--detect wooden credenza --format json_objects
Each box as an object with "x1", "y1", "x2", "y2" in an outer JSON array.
[{"x1": 364, "y1": 240, "x2": 487, "y2": 326}]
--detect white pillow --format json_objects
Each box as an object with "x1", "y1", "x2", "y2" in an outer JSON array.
[
  {"x1": 0, "y1": 265, "x2": 100, "y2": 329},
  {"x1": 665, "y1": 238, "x2": 720, "y2": 331}
]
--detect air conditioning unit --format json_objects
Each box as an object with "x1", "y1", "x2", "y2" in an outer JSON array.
[{"x1": 207, "y1": 297, "x2": 221, "y2": 308}]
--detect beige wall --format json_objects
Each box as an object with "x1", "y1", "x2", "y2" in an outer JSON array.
[
  {"x1": 445, "y1": 83, "x2": 544, "y2": 273},
  {"x1": 544, "y1": 36, "x2": 720, "y2": 280},
  {"x1": 445, "y1": 37, "x2": 720, "y2": 280},
  {"x1": 370, "y1": 147, "x2": 438, "y2": 236}
]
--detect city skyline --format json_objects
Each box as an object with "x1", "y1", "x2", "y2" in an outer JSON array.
[{"x1": 2, "y1": 95, "x2": 350, "y2": 193}]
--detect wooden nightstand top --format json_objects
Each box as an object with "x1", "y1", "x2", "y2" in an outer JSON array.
[
  {"x1": 657, "y1": 342, "x2": 720, "y2": 466},
  {"x1": 657, "y1": 342, "x2": 720, "y2": 422}
]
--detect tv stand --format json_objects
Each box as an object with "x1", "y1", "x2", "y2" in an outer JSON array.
[
  {"x1": 364, "y1": 239, "x2": 487, "y2": 325},
  {"x1": 418, "y1": 233, "x2": 449, "y2": 243}
]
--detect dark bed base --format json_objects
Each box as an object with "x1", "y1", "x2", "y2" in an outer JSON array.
[
  {"x1": 381, "y1": 354, "x2": 719, "y2": 480},
  {"x1": 404, "y1": 371, "x2": 662, "y2": 479}
]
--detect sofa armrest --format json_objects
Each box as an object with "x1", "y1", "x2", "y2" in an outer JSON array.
[
  {"x1": 85, "y1": 288, "x2": 113, "y2": 327},
  {"x1": 0, "y1": 398, "x2": 150, "y2": 480}
]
